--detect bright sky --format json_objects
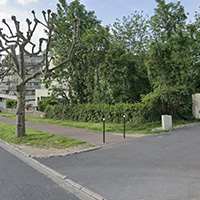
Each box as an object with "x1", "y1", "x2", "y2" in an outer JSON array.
[
  {"x1": 0, "y1": 0, "x2": 199, "y2": 49},
  {"x1": 0, "y1": 0, "x2": 200, "y2": 25}
]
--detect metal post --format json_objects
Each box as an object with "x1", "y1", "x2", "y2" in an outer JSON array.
[
  {"x1": 123, "y1": 114, "x2": 126, "y2": 139},
  {"x1": 103, "y1": 117, "x2": 106, "y2": 144}
]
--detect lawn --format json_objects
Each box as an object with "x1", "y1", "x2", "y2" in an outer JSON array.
[
  {"x1": 0, "y1": 111, "x2": 198, "y2": 135},
  {"x1": 0, "y1": 121, "x2": 86, "y2": 149}
]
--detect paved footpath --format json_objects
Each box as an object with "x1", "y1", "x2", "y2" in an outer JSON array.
[
  {"x1": 38, "y1": 124, "x2": 200, "y2": 200},
  {"x1": 0, "y1": 147, "x2": 80, "y2": 200},
  {"x1": 0, "y1": 116, "x2": 134, "y2": 145}
]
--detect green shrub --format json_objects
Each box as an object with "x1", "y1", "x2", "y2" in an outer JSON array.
[
  {"x1": 44, "y1": 85, "x2": 192, "y2": 123},
  {"x1": 38, "y1": 97, "x2": 58, "y2": 112},
  {"x1": 140, "y1": 85, "x2": 192, "y2": 121},
  {"x1": 6, "y1": 99, "x2": 17, "y2": 109},
  {"x1": 45, "y1": 103, "x2": 144, "y2": 123}
]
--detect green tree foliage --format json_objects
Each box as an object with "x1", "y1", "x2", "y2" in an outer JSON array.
[
  {"x1": 6, "y1": 100, "x2": 17, "y2": 109},
  {"x1": 112, "y1": 11, "x2": 150, "y2": 54},
  {"x1": 47, "y1": 0, "x2": 200, "y2": 121},
  {"x1": 52, "y1": 0, "x2": 151, "y2": 104},
  {"x1": 147, "y1": 0, "x2": 188, "y2": 87},
  {"x1": 103, "y1": 43, "x2": 150, "y2": 103},
  {"x1": 186, "y1": 11, "x2": 200, "y2": 92},
  {"x1": 145, "y1": 0, "x2": 194, "y2": 116},
  {"x1": 52, "y1": 0, "x2": 110, "y2": 104},
  {"x1": 110, "y1": 11, "x2": 151, "y2": 102}
]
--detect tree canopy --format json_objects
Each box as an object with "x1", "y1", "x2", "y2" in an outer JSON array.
[{"x1": 48, "y1": 0, "x2": 200, "y2": 119}]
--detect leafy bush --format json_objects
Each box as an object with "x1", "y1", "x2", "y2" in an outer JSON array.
[
  {"x1": 44, "y1": 85, "x2": 192, "y2": 123},
  {"x1": 38, "y1": 97, "x2": 58, "y2": 112},
  {"x1": 6, "y1": 99, "x2": 17, "y2": 109},
  {"x1": 140, "y1": 85, "x2": 192, "y2": 121},
  {"x1": 45, "y1": 103, "x2": 144, "y2": 123}
]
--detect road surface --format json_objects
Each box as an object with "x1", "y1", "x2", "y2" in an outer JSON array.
[
  {"x1": 0, "y1": 147, "x2": 80, "y2": 200},
  {"x1": 38, "y1": 125, "x2": 200, "y2": 200}
]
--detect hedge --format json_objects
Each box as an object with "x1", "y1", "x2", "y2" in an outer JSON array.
[
  {"x1": 43, "y1": 85, "x2": 192, "y2": 123},
  {"x1": 45, "y1": 103, "x2": 144, "y2": 123},
  {"x1": 38, "y1": 97, "x2": 58, "y2": 112}
]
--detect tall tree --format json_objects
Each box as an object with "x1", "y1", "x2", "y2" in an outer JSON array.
[
  {"x1": 107, "y1": 11, "x2": 151, "y2": 102},
  {"x1": 52, "y1": 0, "x2": 110, "y2": 104},
  {"x1": 186, "y1": 11, "x2": 200, "y2": 92},
  {"x1": 0, "y1": 10, "x2": 78, "y2": 137},
  {"x1": 147, "y1": 0, "x2": 188, "y2": 88},
  {"x1": 112, "y1": 11, "x2": 149, "y2": 54},
  {"x1": 145, "y1": 0, "x2": 193, "y2": 116}
]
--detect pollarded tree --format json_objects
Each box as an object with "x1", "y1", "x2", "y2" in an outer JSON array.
[{"x1": 0, "y1": 10, "x2": 79, "y2": 137}]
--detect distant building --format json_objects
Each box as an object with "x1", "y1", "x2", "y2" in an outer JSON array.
[
  {"x1": 35, "y1": 62, "x2": 69, "y2": 108},
  {"x1": 35, "y1": 87, "x2": 50, "y2": 108},
  {"x1": 0, "y1": 54, "x2": 43, "y2": 109}
]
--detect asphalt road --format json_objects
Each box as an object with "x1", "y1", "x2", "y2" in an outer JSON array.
[
  {"x1": 38, "y1": 125, "x2": 200, "y2": 200},
  {"x1": 0, "y1": 147, "x2": 80, "y2": 200}
]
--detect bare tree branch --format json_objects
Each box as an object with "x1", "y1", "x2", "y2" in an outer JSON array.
[
  {"x1": 2, "y1": 19, "x2": 14, "y2": 37},
  {"x1": 0, "y1": 9, "x2": 79, "y2": 137}
]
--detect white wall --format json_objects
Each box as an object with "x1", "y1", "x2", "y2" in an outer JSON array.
[
  {"x1": 35, "y1": 88, "x2": 50, "y2": 107},
  {"x1": 0, "y1": 98, "x2": 6, "y2": 109}
]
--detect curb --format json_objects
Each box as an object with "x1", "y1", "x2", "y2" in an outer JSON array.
[
  {"x1": 173, "y1": 122, "x2": 200, "y2": 130},
  {"x1": 0, "y1": 139, "x2": 106, "y2": 200},
  {"x1": 32, "y1": 146, "x2": 102, "y2": 159}
]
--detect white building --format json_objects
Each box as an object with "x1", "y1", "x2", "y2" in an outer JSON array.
[
  {"x1": 0, "y1": 55, "x2": 43, "y2": 109},
  {"x1": 35, "y1": 87, "x2": 50, "y2": 107}
]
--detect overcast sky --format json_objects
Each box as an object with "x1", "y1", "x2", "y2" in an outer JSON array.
[
  {"x1": 0, "y1": 0, "x2": 200, "y2": 25},
  {"x1": 0, "y1": 0, "x2": 199, "y2": 47}
]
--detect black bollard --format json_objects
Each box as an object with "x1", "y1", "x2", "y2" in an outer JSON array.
[
  {"x1": 123, "y1": 114, "x2": 126, "y2": 139},
  {"x1": 103, "y1": 117, "x2": 106, "y2": 144}
]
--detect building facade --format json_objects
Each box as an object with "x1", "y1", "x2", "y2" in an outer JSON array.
[{"x1": 0, "y1": 55, "x2": 43, "y2": 109}]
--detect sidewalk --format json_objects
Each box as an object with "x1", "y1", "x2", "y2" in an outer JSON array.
[{"x1": 0, "y1": 116, "x2": 134, "y2": 146}]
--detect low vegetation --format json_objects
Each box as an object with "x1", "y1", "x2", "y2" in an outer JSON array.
[
  {"x1": 6, "y1": 100, "x2": 17, "y2": 109},
  {"x1": 0, "y1": 121, "x2": 86, "y2": 149},
  {"x1": 43, "y1": 87, "x2": 191, "y2": 124},
  {"x1": 0, "y1": 112, "x2": 198, "y2": 135}
]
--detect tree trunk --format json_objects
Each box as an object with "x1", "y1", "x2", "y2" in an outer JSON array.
[{"x1": 16, "y1": 84, "x2": 26, "y2": 137}]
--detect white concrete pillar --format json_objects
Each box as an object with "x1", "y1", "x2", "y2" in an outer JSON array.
[
  {"x1": 162, "y1": 115, "x2": 173, "y2": 130},
  {"x1": 192, "y1": 94, "x2": 200, "y2": 119}
]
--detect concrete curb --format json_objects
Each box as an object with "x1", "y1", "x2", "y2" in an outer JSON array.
[
  {"x1": 32, "y1": 146, "x2": 102, "y2": 159},
  {"x1": 0, "y1": 139, "x2": 106, "y2": 200},
  {"x1": 173, "y1": 122, "x2": 200, "y2": 130},
  {"x1": 151, "y1": 122, "x2": 200, "y2": 136}
]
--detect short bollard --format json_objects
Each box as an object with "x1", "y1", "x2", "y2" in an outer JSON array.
[
  {"x1": 123, "y1": 114, "x2": 126, "y2": 139},
  {"x1": 162, "y1": 115, "x2": 172, "y2": 130},
  {"x1": 102, "y1": 117, "x2": 106, "y2": 144}
]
